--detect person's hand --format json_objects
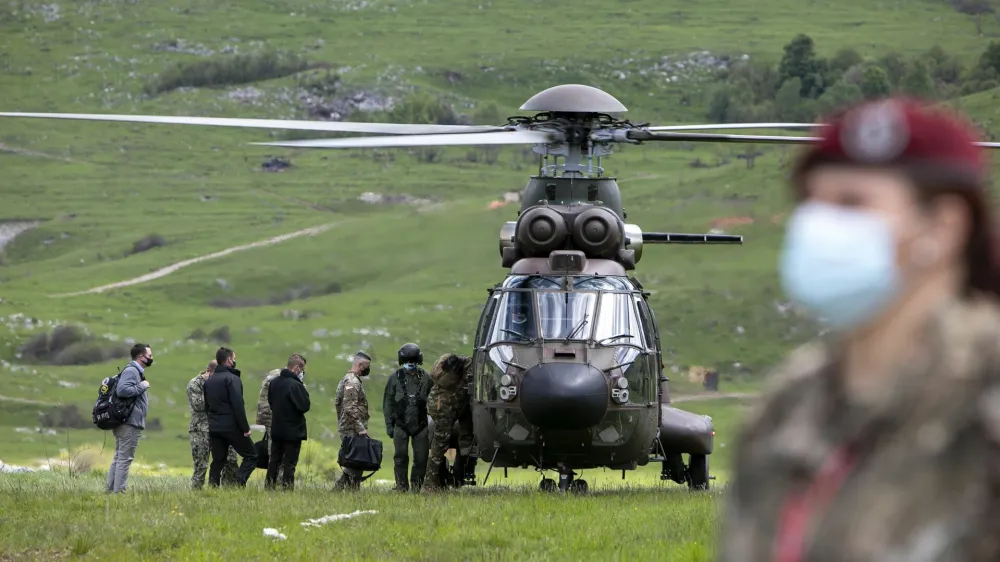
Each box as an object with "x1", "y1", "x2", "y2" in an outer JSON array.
[
  {"x1": 139, "y1": 380, "x2": 150, "y2": 390},
  {"x1": 244, "y1": 430, "x2": 252, "y2": 437}
]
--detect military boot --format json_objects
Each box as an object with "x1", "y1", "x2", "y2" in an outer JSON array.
[{"x1": 393, "y1": 466, "x2": 409, "y2": 492}]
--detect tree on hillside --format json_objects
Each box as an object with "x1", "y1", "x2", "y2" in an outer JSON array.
[
  {"x1": 877, "y1": 52, "x2": 909, "y2": 87},
  {"x1": 773, "y1": 78, "x2": 815, "y2": 122},
  {"x1": 816, "y1": 80, "x2": 864, "y2": 114},
  {"x1": 777, "y1": 34, "x2": 828, "y2": 98},
  {"x1": 902, "y1": 59, "x2": 936, "y2": 98},
  {"x1": 925, "y1": 45, "x2": 964, "y2": 85},
  {"x1": 826, "y1": 48, "x2": 863, "y2": 85},
  {"x1": 860, "y1": 64, "x2": 892, "y2": 99}
]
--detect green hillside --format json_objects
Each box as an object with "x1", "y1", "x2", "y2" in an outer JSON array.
[{"x1": 2, "y1": 0, "x2": 1000, "y2": 477}]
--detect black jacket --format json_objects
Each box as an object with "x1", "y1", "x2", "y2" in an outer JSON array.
[
  {"x1": 204, "y1": 365, "x2": 251, "y2": 434},
  {"x1": 267, "y1": 369, "x2": 311, "y2": 441}
]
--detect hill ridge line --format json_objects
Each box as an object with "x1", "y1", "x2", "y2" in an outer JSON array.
[{"x1": 51, "y1": 222, "x2": 339, "y2": 297}]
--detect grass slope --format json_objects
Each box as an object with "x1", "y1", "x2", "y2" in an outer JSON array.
[{"x1": 1, "y1": 1, "x2": 1000, "y2": 558}]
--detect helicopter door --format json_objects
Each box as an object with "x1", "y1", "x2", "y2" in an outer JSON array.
[{"x1": 634, "y1": 297, "x2": 662, "y2": 401}]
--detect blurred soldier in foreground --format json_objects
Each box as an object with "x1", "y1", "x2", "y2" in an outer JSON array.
[
  {"x1": 719, "y1": 98, "x2": 1000, "y2": 561},
  {"x1": 256, "y1": 354, "x2": 306, "y2": 483},
  {"x1": 334, "y1": 351, "x2": 372, "y2": 490},
  {"x1": 423, "y1": 353, "x2": 474, "y2": 492},
  {"x1": 383, "y1": 343, "x2": 432, "y2": 492},
  {"x1": 187, "y1": 359, "x2": 239, "y2": 489}
]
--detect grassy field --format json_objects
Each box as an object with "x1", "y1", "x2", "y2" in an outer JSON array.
[{"x1": 2, "y1": 0, "x2": 1000, "y2": 559}]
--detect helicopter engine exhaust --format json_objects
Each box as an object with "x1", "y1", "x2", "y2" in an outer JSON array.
[{"x1": 519, "y1": 362, "x2": 609, "y2": 430}]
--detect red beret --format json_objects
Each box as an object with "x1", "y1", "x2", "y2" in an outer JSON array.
[{"x1": 794, "y1": 97, "x2": 990, "y2": 188}]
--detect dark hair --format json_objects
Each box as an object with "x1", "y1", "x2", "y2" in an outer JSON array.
[
  {"x1": 215, "y1": 347, "x2": 234, "y2": 364},
  {"x1": 287, "y1": 354, "x2": 306, "y2": 369},
  {"x1": 129, "y1": 343, "x2": 148, "y2": 360},
  {"x1": 909, "y1": 173, "x2": 1000, "y2": 297}
]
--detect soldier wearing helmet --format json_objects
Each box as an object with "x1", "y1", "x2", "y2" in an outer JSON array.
[
  {"x1": 719, "y1": 97, "x2": 1000, "y2": 561},
  {"x1": 383, "y1": 342, "x2": 433, "y2": 492}
]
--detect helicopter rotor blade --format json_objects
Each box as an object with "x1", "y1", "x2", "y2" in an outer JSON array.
[
  {"x1": 0, "y1": 112, "x2": 502, "y2": 135},
  {"x1": 251, "y1": 130, "x2": 555, "y2": 149},
  {"x1": 629, "y1": 130, "x2": 821, "y2": 144},
  {"x1": 646, "y1": 122, "x2": 825, "y2": 132},
  {"x1": 629, "y1": 130, "x2": 1000, "y2": 149}
]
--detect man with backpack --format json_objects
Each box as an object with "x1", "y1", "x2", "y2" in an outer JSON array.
[
  {"x1": 204, "y1": 346, "x2": 258, "y2": 487},
  {"x1": 105, "y1": 343, "x2": 154, "y2": 493}
]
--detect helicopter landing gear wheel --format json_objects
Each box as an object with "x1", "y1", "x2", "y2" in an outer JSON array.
[
  {"x1": 686, "y1": 454, "x2": 709, "y2": 490},
  {"x1": 569, "y1": 480, "x2": 589, "y2": 494},
  {"x1": 539, "y1": 478, "x2": 556, "y2": 492},
  {"x1": 557, "y1": 468, "x2": 577, "y2": 492}
]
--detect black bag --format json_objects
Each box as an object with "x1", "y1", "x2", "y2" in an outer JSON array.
[
  {"x1": 255, "y1": 432, "x2": 270, "y2": 469},
  {"x1": 338, "y1": 435, "x2": 383, "y2": 472},
  {"x1": 92, "y1": 369, "x2": 138, "y2": 430}
]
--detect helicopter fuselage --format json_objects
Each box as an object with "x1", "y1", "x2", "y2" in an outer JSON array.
[{"x1": 468, "y1": 265, "x2": 713, "y2": 475}]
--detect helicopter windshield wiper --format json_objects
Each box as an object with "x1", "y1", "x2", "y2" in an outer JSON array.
[
  {"x1": 565, "y1": 314, "x2": 589, "y2": 341},
  {"x1": 597, "y1": 334, "x2": 634, "y2": 346},
  {"x1": 499, "y1": 328, "x2": 531, "y2": 341}
]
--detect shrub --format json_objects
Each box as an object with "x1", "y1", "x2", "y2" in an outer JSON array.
[
  {"x1": 144, "y1": 51, "x2": 316, "y2": 96},
  {"x1": 130, "y1": 234, "x2": 166, "y2": 255},
  {"x1": 50, "y1": 341, "x2": 128, "y2": 366},
  {"x1": 39, "y1": 404, "x2": 91, "y2": 429}
]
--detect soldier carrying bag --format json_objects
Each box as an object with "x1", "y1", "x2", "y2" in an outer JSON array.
[{"x1": 338, "y1": 434, "x2": 383, "y2": 481}]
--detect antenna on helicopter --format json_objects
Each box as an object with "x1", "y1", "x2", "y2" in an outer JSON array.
[{"x1": 640, "y1": 232, "x2": 743, "y2": 244}]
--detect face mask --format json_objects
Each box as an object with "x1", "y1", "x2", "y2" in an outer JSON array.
[
  {"x1": 143, "y1": 357, "x2": 154, "y2": 367},
  {"x1": 360, "y1": 367, "x2": 370, "y2": 378},
  {"x1": 297, "y1": 371, "x2": 305, "y2": 381},
  {"x1": 779, "y1": 202, "x2": 901, "y2": 330},
  {"x1": 231, "y1": 361, "x2": 237, "y2": 369},
  {"x1": 403, "y1": 363, "x2": 417, "y2": 371}
]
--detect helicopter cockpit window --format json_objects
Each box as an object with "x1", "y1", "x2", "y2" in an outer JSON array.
[
  {"x1": 487, "y1": 290, "x2": 538, "y2": 344},
  {"x1": 536, "y1": 291, "x2": 598, "y2": 340},
  {"x1": 593, "y1": 293, "x2": 642, "y2": 347}
]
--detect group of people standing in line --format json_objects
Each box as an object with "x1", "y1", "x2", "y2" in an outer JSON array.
[{"x1": 106, "y1": 340, "x2": 473, "y2": 494}]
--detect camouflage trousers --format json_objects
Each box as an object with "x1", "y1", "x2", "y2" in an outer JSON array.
[
  {"x1": 424, "y1": 402, "x2": 473, "y2": 489},
  {"x1": 190, "y1": 431, "x2": 239, "y2": 489}
]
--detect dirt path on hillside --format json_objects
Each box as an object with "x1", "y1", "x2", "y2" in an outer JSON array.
[
  {"x1": 53, "y1": 222, "x2": 339, "y2": 297},
  {"x1": 671, "y1": 392, "x2": 758, "y2": 403},
  {"x1": 0, "y1": 394, "x2": 59, "y2": 407},
  {"x1": 0, "y1": 142, "x2": 82, "y2": 163}
]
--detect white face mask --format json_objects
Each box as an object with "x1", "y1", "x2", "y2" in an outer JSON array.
[{"x1": 779, "y1": 201, "x2": 902, "y2": 330}]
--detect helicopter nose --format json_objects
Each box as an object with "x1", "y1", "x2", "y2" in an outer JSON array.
[{"x1": 519, "y1": 362, "x2": 608, "y2": 430}]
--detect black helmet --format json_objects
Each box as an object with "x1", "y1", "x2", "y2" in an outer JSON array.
[{"x1": 398, "y1": 343, "x2": 422, "y2": 365}]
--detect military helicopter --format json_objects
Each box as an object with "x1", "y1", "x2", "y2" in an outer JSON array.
[{"x1": 0, "y1": 84, "x2": 914, "y2": 492}]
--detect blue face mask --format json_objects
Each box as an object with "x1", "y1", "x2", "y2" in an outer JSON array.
[
  {"x1": 403, "y1": 362, "x2": 417, "y2": 371},
  {"x1": 779, "y1": 202, "x2": 901, "y2": 330}
]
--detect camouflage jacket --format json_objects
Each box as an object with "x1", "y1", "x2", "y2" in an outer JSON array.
[
  {"x1": 428, "y1": 354, "x2": 473, "y2": 415},
  {"x1": 719, "y1": 295, "x2": 1000, "y2": 562},
  {"x1": 336, "y1": 371, "x2": 369, "y2": 436},
  {"x1": 186, "y1": 370, "x2": 212, "y2": 433},
  {"x1": 255, "y1": 369, "x2": 282, "y2": 428}
]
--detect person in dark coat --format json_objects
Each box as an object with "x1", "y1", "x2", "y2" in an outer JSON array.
[
  {"x1": 204, "y1": 346, "x2": 257, "y2": 487},
  {"x1": 265, "y1": 355, "x2": 311, "y2": 491}
]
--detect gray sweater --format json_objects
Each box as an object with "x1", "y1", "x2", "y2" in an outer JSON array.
[{"x1": 115, "y1": 361, "x2": 148, "y2": 430}]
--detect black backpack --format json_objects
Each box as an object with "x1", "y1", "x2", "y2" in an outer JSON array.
[{"x1": 92, "y1": 367, "x2": 138, "y2": 430}]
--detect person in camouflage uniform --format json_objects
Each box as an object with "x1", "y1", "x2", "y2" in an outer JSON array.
[
  {"x1": 334, "y1": 351, "x2": 372, "y2": 490},
  {"x1": 423, "y1": 353, "x2": 474, "y2": 492},
  {"x1": 719, "y1": 98, "x2": 1000, "y2": 561},
  {"x1": 255, "y1": 354, "x2": 306, "y2": 483},
  {"x1": 187, "y1": 360, "x2": 239, "y2": 489}
]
